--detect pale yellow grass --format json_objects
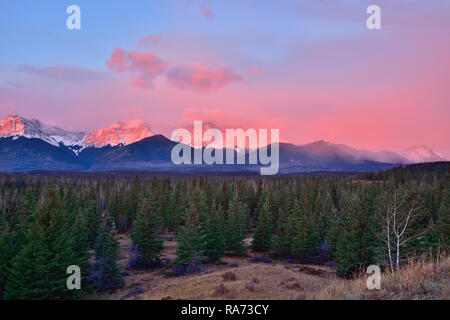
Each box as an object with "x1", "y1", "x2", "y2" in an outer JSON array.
[
  {"x1": 315, "y1": 255, "x2": 450, "y2": 300},
  {"x1": 137, "y1": 261, "x2": 335, "y2": 300}
]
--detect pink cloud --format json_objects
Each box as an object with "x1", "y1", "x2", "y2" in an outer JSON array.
[
  {"x1": 201, "y1": 5, "x2": 213, "y2": 19},
  {"x1": 106, "y1": 48, "x2": 168, "y2": 88},
  {"x1": 106, "y1": 48, "x2": 127, "y2": 72},
  {"x1": 131, "y1": 76, "x2": 152, "y2": 88},
  {"x1": 167, "y1": 63, "x2": 242, "y2": 92},
  {"x1": 127, "y1": 51, "x2": 167, "y2": 75},
  {"x1": 138, "y1": 35, "x2": 161, "y2": 48}
]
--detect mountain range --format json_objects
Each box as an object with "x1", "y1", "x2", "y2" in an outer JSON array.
[{"x1": 0, "y1": 115, "x2": 447, "y2": 173}]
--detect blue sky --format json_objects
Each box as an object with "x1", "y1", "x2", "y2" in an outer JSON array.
[{"x1": 0, "y1": 0, "x2": 370, "y2": 68}]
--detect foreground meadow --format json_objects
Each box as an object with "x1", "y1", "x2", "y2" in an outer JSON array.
[{"x1": 97, "y1": 234, "x2": 449, "y2": 300}]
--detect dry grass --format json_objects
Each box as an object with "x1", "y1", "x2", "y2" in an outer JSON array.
[
  {"x1": 96, "y1": 235, "x2": 449, "y2": 300},
  {"x1": 135, "y1": 262, "x2": 333, "y2": 300},
  {"x1": 314, "y1": 255, "x2": 450, "y2": 300}
]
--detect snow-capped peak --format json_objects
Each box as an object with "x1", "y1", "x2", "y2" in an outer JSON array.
[
  {"x1": 0, "y1": 114, "x2": 26, "y2": 137},
  {"x1": 0, "y1": 114, "x2": 87, "y2": 147},
  {"x1": 401, "y1": 145, "x2": 447, "y2": 163},
  {"x1": 84, "y1": 120, "x2": 153, "y2": 147},
  {"x1": 0, "y1": 115, "x2": 154, "y2": 149}
]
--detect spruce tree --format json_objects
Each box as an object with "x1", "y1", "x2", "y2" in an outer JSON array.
[
  {"x1": 272, "y1": 207, "x2": 291, "y2": 256},
  {"x1": 72, "y1": 210, "x2": 91, "y2": 289},
  {"x1": 91, "y1": 216, "x2": 123, "y2": 292},
  {"x1": 204, "y1": 201, "x2": 226, "y2": 261},
  {"x1": 170, "y1": 182, "x2": 187, "y2": 230},
  {"x1": 4, "y1": 188, "x2": 80, "y2": 300},
  {"x1": 252, "y1": 197, "x2": 273, "y2": 252},
  {"x1": 0, "y1": 225, "x2": 19, "y2": 298},
  {"x1": 334, "y1": 194, "x2": 368, "y2": 278},
  {"x1": 326, "y1": 209, "x2": 340, "y2": 260},
  {"x1": 431, "y1": 189, "x2": 449, "y2": 252},
  {"x1": 175, "y1": 185, "x2": 209, "y2": 270},
  {"x1": 225, "y1": 192, "x2": 249, "y2": 256},
  {"x1": 84, "y1": 199, "x2": 100, "y2": 248},
  {"x1": 130, "y1": 198, "x2": 164, "y2": 269},
  {"x1": 291, "y1": 197, "x2": 320, "y2": 259},
  {"x1": 175, "y1": 210, "x2": 207, "y2": 271}
]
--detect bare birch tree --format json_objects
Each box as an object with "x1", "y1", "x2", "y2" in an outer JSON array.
[{"x1": 377, "y1": 188, "x2": 423, "y2": 272}]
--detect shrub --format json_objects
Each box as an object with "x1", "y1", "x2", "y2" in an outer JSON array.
[
  {"x1": 245, "y1": 283, "x2": 256, "y2": 292},
  {"x1": 281, "y1": 278, "x2": 304, "y2": 291},
  {"x1": 185, "y1": 253, "x2": 204, "y2": 274},
  {"x1": 222, "y1": 271, "x2": 237, "y2": 281},
  {"x1": 263, "y1": 257, "x2": 273, "y2": 264},
  {"x1": 171, "y1": 265, "x2": 187, "y2": 276},
  {"x1": 171, "y1": 253, "x2": 204, "y2": 276},
  {"x1": 250, "y1": 256, "x2": 263, "y2": 263}
]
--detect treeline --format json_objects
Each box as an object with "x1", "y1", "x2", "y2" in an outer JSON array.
[{"x1": 0, "y1": 164, "x2": 448, "y2": 299}]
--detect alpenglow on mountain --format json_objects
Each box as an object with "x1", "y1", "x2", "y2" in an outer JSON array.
[
  {"x1": 0, "y1": 114, "x2": 447, "y2": 172},
  {"x1": 0, "y1": 114, "x2": 154, "y2": 148},
  {"x1": 401, "y1": 145, "x2": 447, "y2": 164}
]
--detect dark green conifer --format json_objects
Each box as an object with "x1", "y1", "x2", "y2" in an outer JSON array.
[
  {"x1": 272, "y1": 206, "x2": 291, "y2": 256},
  {"x1": 252, "y1": 197, "x2": 273, "y2": 252},
  {"x1": 175, "y1": 208, "x2": 207, "y2": 270},
  {"x1": 130, "y1": 198, "x2": 164, "y2": 269},
  {"x1": 204, "y1": 201, "x2": 226, "y2": 261},
  {"x1": 291, "y1": 196, "x2": 320, "y2": 259},
  {"x1": 225, "y1": 192, "x2": 249, "y2": 256},
  {"x1": 4, "y1": 188, "x2": 79, "y2": 299},
  {"x1": 92, "y1": 216, "x2": 123, "y2": 291}
]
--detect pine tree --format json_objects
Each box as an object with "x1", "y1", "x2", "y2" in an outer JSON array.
[
  {"x1": 225, "y1": 191, "x2": 249, "y2": 256},
  {"x1": 130, "y1": 174, "x2": 141, "y2": 223},
  {"x1": 184, "y1": 186, "x2": 208, "y2": 224},
  {"x1": 175, "y1": 210, "x2": 207, "y2": 271},
  {"x1": 72, "y1": 209, "x2": 91, "y2": 288},
  {"x1": 272, "y1": 206, "x2": 291, "y2": 256},
  {"x1": 0, "y1": 225, "x2": 19, "y2": 298},
  {"x1": 252, "y1": 197, "x2": 273, "y2": 252},
  {"x1": 431, "y1": 189, "x2": 449, "y2": 252},
  {"x1": 63, "y1": 184, "x2": 79, "y2": 222},
  {"x1": 217, "y1": 181, "x2": 231, "y2": 212},
  {"x1": 170, "y1": 182, "x2": 187, "y2": 230},
  {"x1": 130, "y1": 198, "x2": 164, "y2": 269},
  {"x1": 326, "y1": 209, "x2": 340, "y2": 260},
  {"x1": 334, "y1": 194, "x2": 370, "y2": 278},
  {"x1": 4, "y1": 188, "x2": 80, "y2": 300},
  {"x1": 203, "y1": 201, "x2": 226, "y2": 261},
  {"x1": 175, "y1": 185, "x2": 209, "y2": 270},
  {"x1": 159, "y1": 182, "x2": 172, "y2": 229},
  {"x1": 291, "y1": 197, "x2": 320, "y2": 259},
  {"x1": 84, "y1": 199, "x2": 100, "y2": 248},
  {"x1": 91, "y1": 216, "x2": 123, "y2": 292},
  {"x1": 22, "y1": 186, "x2": 36, "y2": 217}
]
